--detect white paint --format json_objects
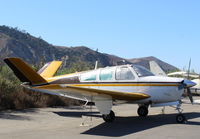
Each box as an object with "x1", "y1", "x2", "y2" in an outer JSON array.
[
  {"x1": 94, "y1": 96, "x2": 112, "y2": 115},
  {"x1": 151, "y1": 101, "x2": 179, "y2": 107}
]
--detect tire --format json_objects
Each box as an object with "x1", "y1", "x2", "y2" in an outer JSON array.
[
  {"x1": 176, "y1": 114, "x2": 186, "y2": 123},
  {"x1": 137, "y1": 106, "x2": 148, "y2": 117},
  {"x1": 102, "y1": 110, "x2": 115, "y2": 123}
]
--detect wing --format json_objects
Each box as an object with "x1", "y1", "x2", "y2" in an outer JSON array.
[{"x1": 33, "y1": 84, "x2": 150, "y2": 101}]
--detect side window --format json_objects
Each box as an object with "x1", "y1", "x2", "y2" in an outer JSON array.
[
  {"x1": 116, "y1": 67, "x2": 135, "y2": 80},
  {"x1": 81, "y1": 71, "x2": 97, "y2": 81},
  {"x1": 100, "y1": 68, "x2": 115, "y2": 80}
]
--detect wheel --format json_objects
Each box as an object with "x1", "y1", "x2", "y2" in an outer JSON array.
[
  {"x1": 137, "y1": 106, "x2": 148, "y2": 117},
  {"x1": 176, "y1": 114, "x2": 186, "y2": 123},
  {"x1": 102, "y1": 110, "x2": 115, "y2": 122}
]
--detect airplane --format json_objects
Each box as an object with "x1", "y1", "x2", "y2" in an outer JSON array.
[
  {"x1": 168, "y1": 71, "x2": 199, "y2": 79},
  {"x1": 4, "y1": 57, "x2": 197, "y2": 123},
  {"x1": 149, "y1": 61, "x2": 167, "y2": 77}
]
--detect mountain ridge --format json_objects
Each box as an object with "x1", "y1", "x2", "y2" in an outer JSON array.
[
  {"x1": 128, "y1": 56, "x2": 179, "y2": 73},
  {"x1": 0, "y1": 25, "x2": 179, "y2": 72}
]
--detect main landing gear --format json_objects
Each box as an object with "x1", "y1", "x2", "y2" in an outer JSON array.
[
  {"x1": 137, "y1": 105, "x2": 149, "y2": 117},
  {"x1": 101, "y1": 103, "x2": 186, "y2": 123},
  {"x1": 102, "y1": 110, "x2": 115, "y2": 122}
]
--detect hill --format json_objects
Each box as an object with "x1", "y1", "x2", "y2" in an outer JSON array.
[
  {"x1": 0, "y1": 25, "x2": 178, "y2": 72},
  {"x1": 128, "y1": 56, "x2": 179, "y2": 73}
]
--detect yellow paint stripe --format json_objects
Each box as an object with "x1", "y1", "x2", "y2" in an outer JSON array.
[{"x1": 69, "y1": 83, "x2": 179, "y2": 87}]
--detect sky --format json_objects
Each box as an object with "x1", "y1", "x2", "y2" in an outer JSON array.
[{"x1": 0, "y1": 0, "x2": 200, "y2": 72}]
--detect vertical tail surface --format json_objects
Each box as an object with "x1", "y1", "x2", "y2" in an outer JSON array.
[
  {"x1": 149, "y1": 61, "x2": 167, "y2": 76},
  {"x1": 4, "y1": 58, "x2": 47, "y2": 85},
  {"x1": 37, "y1": 61, "x2": 62, "y2": 78}
]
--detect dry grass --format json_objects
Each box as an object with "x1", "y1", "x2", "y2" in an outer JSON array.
[{"x1": 0, "y1": 65, "x2": 81, "y2": 111}]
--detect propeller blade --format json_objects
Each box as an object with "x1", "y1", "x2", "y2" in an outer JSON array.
[
  {"x1": 187, "y1": 58, "x2": 191, "y2": 79},
  {"x1": 187, "y1": 88, "x2": 193, "y2": 104}
]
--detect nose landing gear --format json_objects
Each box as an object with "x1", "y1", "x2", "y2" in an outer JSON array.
[
  {"x1": 175, "y1": 104, "x2": 186, "y2": 123},
  {"x1": 176, "y1": 114, "x2": 186, "y2": 123}
]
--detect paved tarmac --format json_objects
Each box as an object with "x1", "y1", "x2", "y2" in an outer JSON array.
[{"x1": 0, "y1": 97, "x2": 200, "y2": 139}]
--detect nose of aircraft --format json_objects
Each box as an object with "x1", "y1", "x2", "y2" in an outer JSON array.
[{"x1": 183, "y1": 79, "x2": 196, "y2": 87}]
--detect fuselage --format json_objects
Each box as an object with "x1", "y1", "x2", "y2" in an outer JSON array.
[{"x1": 39, "y1": 64, "x2": 186, "y2": 104}]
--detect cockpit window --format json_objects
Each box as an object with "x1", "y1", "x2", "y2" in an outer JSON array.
[
  {"x1": 116, "y1": 67, "x2": 135, "y2": 80},
  {"x1": 81, "y1": 71, "x2": 97, "y2": 81},
  {"x1": 132, "y1": 65, "x2": 154, "y2": 77},
  {"x1": 100, "y1": 68, "x2": 115, "y2": 80}
]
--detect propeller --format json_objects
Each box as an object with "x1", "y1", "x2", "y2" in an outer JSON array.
[
  {"x1": 185, "y1": 58, "x2": 194, "y2": 104},
  {"x1": 180, "y1": 79, "x2": 195, "y2": 104},
  {"x1": 186, "y1": 87, "x2": 193, "y2": 104}
]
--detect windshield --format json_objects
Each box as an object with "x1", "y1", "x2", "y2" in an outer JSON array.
[{"x1": 132, "y1": 65, "x2": 154, "y2": 77}]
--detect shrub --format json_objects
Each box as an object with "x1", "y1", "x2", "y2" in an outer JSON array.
[{"x1": 0, "y1": 65, "x2": 81, "y2": 110}]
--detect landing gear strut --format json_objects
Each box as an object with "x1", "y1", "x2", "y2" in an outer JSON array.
[
  {"x1": 137, "y1": 105, "x2": 149, "y2": 117},
  {"x1": 102, "y1": 110, "x2": 115, "y2": 122},
  {"x1": 175, "y1": 103, "x2": 186, "y2": 123}
]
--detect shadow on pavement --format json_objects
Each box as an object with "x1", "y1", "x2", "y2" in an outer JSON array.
[
  {"x1": 0, "y1": 109, "x2": 37, "y2": 120},
  {"x1": 53, "y1": 111, "x2": 100, "y2": 118},
  {"x1": 53, "y1": 110, "x2": 200, "y2": 137},
  {"x1": 81, "y1": 112, "x2": 200, "y2": 137}
]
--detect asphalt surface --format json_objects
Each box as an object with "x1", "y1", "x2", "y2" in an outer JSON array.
[{"x1": 0, "y1": 97, "x2": 200, "y2": 139}]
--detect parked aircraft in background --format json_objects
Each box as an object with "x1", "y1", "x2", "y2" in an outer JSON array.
[
  {"x1": 191, "y1": 79, "x2": 200, "y2": 95},
  {"x1": 149, "y1": 61, "x2": 167, "y2": 76},
  {"x1": 4, "y1": 58, "x2": 197, "y2": 123},
  {"x1": 168, "y1": 71, "x2": 199, "y2": 78}
]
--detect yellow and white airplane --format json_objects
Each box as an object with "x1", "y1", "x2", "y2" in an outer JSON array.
[{"x1": 4, "y1": 58, "x2": 196, "y2": 123}]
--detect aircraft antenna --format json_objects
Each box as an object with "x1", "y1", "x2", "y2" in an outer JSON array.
[{"x1": 95, "y1": 61, "x2": 98, "y2": 70}]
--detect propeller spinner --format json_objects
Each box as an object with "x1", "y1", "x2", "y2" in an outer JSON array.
[{"x1": 182, "y1": 79, "x2": 196, "y2": 104}]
